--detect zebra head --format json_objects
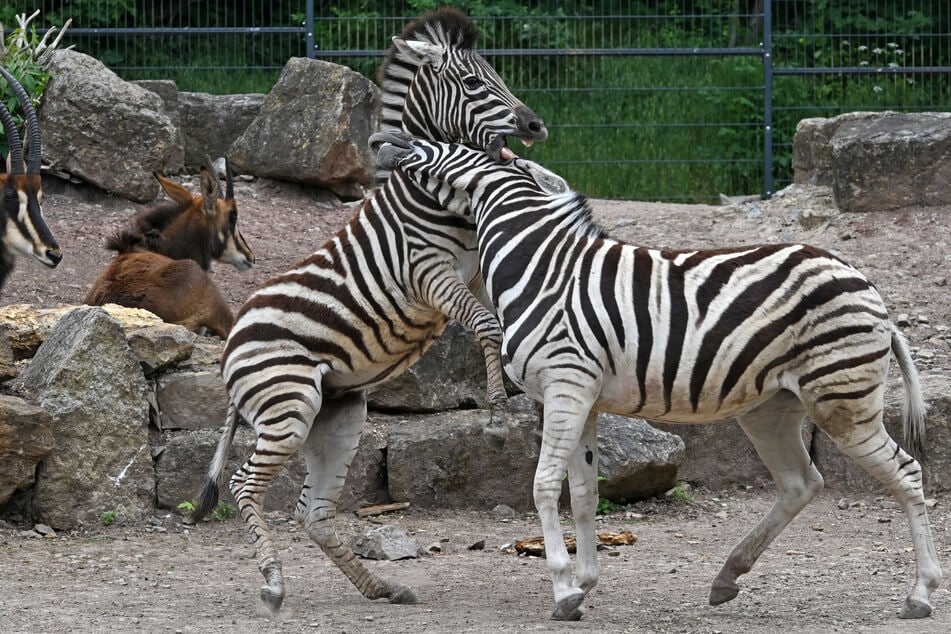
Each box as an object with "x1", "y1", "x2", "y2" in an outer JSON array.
[
  {"x1": 378, "y1": 8, "x2": 548, "y2": 163},
  {"x1": 0, "y1": 66, "x2": 62, "y2": 280},
  {"x1": 372, "y1": 131, "x2": 569, "y2": 212}
]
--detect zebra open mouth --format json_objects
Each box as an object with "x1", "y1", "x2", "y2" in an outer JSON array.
[{"x1": 489, "y1": 135, "x2": 537, "y2": 162}]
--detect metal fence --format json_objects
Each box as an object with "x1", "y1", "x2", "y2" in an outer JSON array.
[{"x1": 3, "y1": 1, "x2": 949, "y2": 203}]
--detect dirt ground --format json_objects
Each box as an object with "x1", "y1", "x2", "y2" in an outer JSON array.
[{"x1": 1, "y1": 172, "x2": 950, "y2": 632}]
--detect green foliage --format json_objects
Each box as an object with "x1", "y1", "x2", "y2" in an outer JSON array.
[
  {"x1": 212, "y1": 502, "x2": 237, "y2": 522},
  {"x1": 668, "y1": 481, "x2": 693, "y2": 504},
  {"x1": 596, "y1": 475, "x2": 622, "y2": 515},
  {"x1": 101, "y1": 510, "x2": 117, "y2": 526},
  {"x1": 2, "y1": 1, "x2": 943, "y2": 200},
  {"x1": 0, "y1": 11, "x2": 72, "y2": 157},
  {"x1": 177, "y1": 499, "x2": 236, "y2": 521}
]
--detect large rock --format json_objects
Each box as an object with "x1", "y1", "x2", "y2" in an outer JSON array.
[
  {"x1": 131, "y1": 79, "x2": 186, "y2": 173},
  {"x1": 178, "y1": 91, "x2": 265, "y2": 169},
  {"x1": 794, "y1": 111, "x2": 951, "y2": 212},
  {"x1": 0, "y1": 304, "x2": 162, "y2": 359},
  {"x1": 386, "y1": 398, "x2": 685, "y2": 511},
  {"x1": 0, "y1": 324, "x2": 14, "y2": 382},
  {"x1": 39, "y1": 50, "x2": 179, "y2": 202},
  {"x1": 229, "y1": 57, "x2": 379, "y2": 199},
  {"x1": 154, "y1": 370, "x2": 229, "y2": 431},
  {"x1": 19, "y1": 307, "x2": 155, "y2": 529},
  {"x1": 0, "y1": 396, "x2": 54, "y2": 505},
  {"x1": 368, "y1": 321, "x2": 489, "y2": 412},
  {"x1": 597, "y1": 413, "x2": 685, "y2": 501}
]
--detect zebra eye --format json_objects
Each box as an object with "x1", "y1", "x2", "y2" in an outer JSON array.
[{"x1": 463, "y1": 75, "x2": 485, "y2": 90}]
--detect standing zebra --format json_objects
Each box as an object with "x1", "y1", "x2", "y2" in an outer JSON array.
[
  {"x1": 374, "y1": 134, "x2": 941, "y2": 621},
  {"x1": 189, "y1": 8, "x2": 548, "y2": 614}
]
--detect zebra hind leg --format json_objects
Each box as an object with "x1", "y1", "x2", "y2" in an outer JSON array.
[
  {"x1": 813, "y1": 406, "x2": 941, "y2": 618},
  {"x1": 230, "y1": 398, "x2": 316, "y2": 614},
  {"x1": 711, "y1": 391, "x2": 823, "y2": 606},
  {"x1": 298, "y1": 392, "x2": 418, "y2": 604}
]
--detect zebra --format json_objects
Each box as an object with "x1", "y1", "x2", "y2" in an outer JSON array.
[
  {"x1": 189, "y1": 7, "x2": 548, "y2": 614},
  {"x1": 373, "y1": 133, "x2": 942, "y2": 621}
]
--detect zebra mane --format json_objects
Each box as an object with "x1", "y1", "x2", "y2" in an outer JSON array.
[
  {"x1": 377, "y1": 8, "x2": 478, "y2": 130},
  {"x1": 564, "y1": 192, "x2": 611, "y2": 241}
]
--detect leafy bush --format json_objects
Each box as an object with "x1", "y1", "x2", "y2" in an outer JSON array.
[{"x1": 0, "y1": 11, "x2": 72, "y2": 157}]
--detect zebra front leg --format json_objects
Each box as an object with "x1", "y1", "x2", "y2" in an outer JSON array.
[
  {"x1": 534, "y1": 388, "x2": 597, "y2": 621},
  {"x1": 231, "y1": 405, "x2": 313, "y2": 613},
  {"x1": 565, "y1": 411, "x2": 600, "y2": 596},
  {"x1": 425, "y1": 270, "x2": 509, "y2": 448},
  {"x1": 298, "y1": 392, "x2": 418, "y2": 604},
  {"x1": 712, "y1": 393, "x2": 822, "y2": 606}
]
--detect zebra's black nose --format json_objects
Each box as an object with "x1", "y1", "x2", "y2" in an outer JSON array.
[
  {"x1": 46, "y1": 249, "x2": 63, "y2": 266},
  {"x1": 515, "y1": 105, "x2": 549, "y2": 142}
]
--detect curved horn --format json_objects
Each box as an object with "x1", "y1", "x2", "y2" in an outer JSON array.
[
  {"x1": 0, "y1": 102, "x2": 25, "y2": 176},
  {"x1": 225, "y1": 157, "x2": 234, "y2": 200},
  {"x1": 0, "y1": 66, "x2": 41, "y2": 174}
]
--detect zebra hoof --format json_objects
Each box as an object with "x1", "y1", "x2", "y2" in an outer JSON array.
[
  {"x1": 260, "y1": 584, "x2": 285, "y2": 613},
  {"x1": 899, "y1": 598, "x2": 932, "y2": 619},
  {"x1": 709, "y1": 577, "x2": 740, "y2": 606},
  {"x1": 483, "y1": 425, "x2": 509, "y2": 452},
  {"x1": 551, "y1": 591, "x2": 585, "y2": 621},
  {"x1": 388, "y1": 586, "x2": 419, "y2": 605}
]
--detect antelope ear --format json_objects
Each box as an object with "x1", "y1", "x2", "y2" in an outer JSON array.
[
  {"x1": 155, "y1": 172, "x2": 195, "y2": 207},
  {"x1": 392, "y1": 36, "x2": 446, "y2": 67},
  {"x1": 198, "y1": 165, "x2": 220, "y2": 215},
  {"x1": 525, "y1": 162, "x2": 569, "y2": 195}
]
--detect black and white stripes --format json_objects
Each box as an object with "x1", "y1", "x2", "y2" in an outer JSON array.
[
  {"x1": 382, "y1": 137, "x2": 941, "y2": 621},
  {"x1": 190, "y1": 8, "x2": 547, "y2": 615}
]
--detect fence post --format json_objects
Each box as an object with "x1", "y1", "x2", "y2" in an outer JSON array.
[
  {"x1": 305, "y1": 0, "x2": 315, "y2": 58},
  {"x1": 762, "y1": 1, "x2": 774, "y2": 199}
]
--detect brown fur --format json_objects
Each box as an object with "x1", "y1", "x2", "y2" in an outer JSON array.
[
  {"x1": 84, "y1": 166, "x2": 251, "y2": 338},
  {"x1": 85, "y1": 248, "x2": 234, "y2": 338}
]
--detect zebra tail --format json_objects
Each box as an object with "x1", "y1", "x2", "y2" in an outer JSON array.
[
  {"x1": 190, "y1": 402, "x2": 240, "y2": 523},
  {"x1": 890, "y1": 324, "x2": 927, "y2": 461}
]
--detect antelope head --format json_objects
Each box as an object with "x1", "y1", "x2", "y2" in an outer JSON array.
[{"x1": 0, "y1": 66, "x2": 62, "y2": 274}]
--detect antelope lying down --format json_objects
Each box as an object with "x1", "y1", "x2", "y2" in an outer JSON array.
[
  {"x1": 85, "y1": 161, "x2": 253, "y2": 338},
  {"x1": 0, "y1": 66, "x2": 62, "y2": 294}
]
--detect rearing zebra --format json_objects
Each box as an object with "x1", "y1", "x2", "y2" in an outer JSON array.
[
  {"x1": 374, "y1": 133, "x2": 941, "y2": 622},
  {"x1": 189, "y1": 8, "x2": 548, "y2": 614}
]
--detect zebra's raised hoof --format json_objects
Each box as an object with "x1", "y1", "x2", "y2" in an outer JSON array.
[
  {"x1": 387, "y1": 586, "x2": 419, "y2": 604},
  {"x1": 483, "y1": 419, "x2": 509, "y2": 451},
  {"x1": 899, "y1": 598, "x2": 933, "y2": 619},
  {"x1": 708, "y1": 577, "x2": 740, "y2": 606},
  {"x1": 551, "y1": 591, "x2": 585, "y2": 621},
  {"x1": 259, "y1": 562, "x2": 285, "y2": 613},
  {"x1": 259, "y1": 584, "x2": 285, "y2": 613}
]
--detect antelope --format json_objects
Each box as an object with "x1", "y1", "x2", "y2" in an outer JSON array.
[
  {"x1": 0, "y1": 66, "x2": 62, "y2": 293},
  {"x1": 85, "y1": 161, "x2": 253, "y2": 338}
]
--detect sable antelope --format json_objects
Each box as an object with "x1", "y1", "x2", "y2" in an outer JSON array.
[
  {"x1": 0, "y1": 65, "x2": 62, "y2": 293},
  {"x1": 85, "y1": 162, "x2": 253, "y2": 338}
]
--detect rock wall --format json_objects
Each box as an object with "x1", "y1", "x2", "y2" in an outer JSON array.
[{"x1": 0, "y1": 304, "x2": 685, "y2": 530}]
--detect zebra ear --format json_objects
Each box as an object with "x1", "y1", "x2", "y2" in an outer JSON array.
[{"x1": 392, "y1": 36, "x2": 446, "y2": 68}]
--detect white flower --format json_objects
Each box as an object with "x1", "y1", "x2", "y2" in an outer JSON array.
[
  {"x1": 857, "y1": 45, "x2": 868, "y2": 52},
  {"x1": 873, "y1": 85, "x2": 883, "y2": 93}
]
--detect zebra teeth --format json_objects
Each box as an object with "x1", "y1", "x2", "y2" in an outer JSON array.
[
  {"x1": 520, "y1": 138, "x2": 534, "y2": 148},
  {"x1": 501, "y1": 147, "x2": 517, "y2": 160}
]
